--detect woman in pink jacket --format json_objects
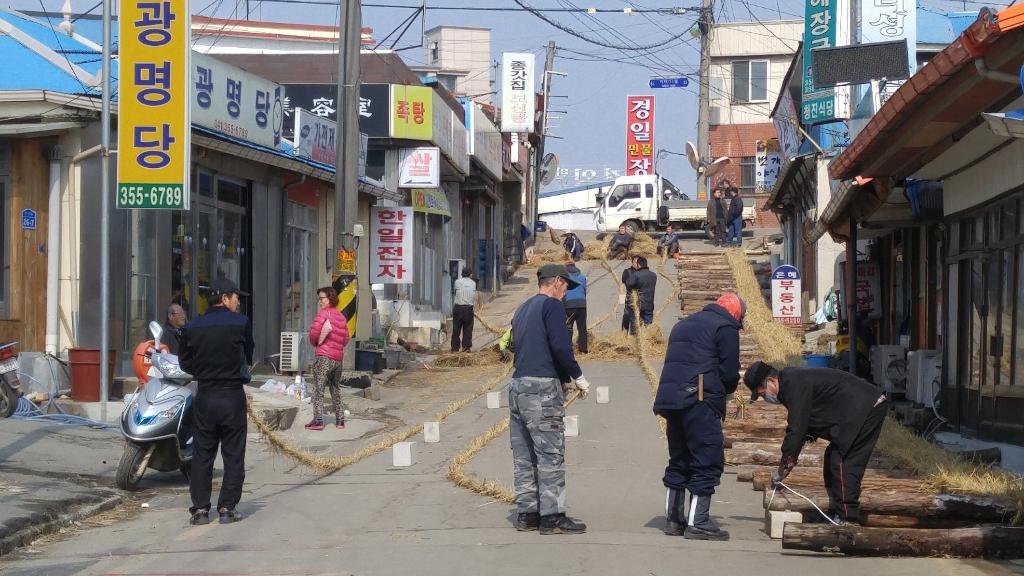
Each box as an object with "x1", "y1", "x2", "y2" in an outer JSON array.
[{"x1": 306, "y1": 286, "x2": 351, "y2": 430}]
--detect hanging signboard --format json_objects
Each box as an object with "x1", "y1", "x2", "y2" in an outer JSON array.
[
  {"x1": 412, "y1": 188, "x2": 451, "y2": 217},
  {"x1": 855, "y1": 261, "x2": 882, "y2": 319},
  {"x1": 294, "y1": 108, "x2": 336, "y2": 165},
  {"x1": 358, "y1": 83, "x2": 390, "y2": 137},
  {"x1": 117, "y1": 0, "x2": 190, "y2": 209},
  {"x1": 801, "y1": 0, "x2": 838, "y2": 124},
  {"x1": 191, "y1": 52, "x2": 285, "y2": 150},
  {"x1": 399, "y1": 147, "x2": 440, "y2": 188},
  {"x1": 862, "y1": 0, "x2": 916, "y2": 107},
  {"x1": 390, "y1": 85, "x2": 432, "y2": 140},
  {"x1": 771, "y1": 265, "x2": 803, "y2": 325},
  {"x1": 500, "y1": 52, "x2": 536, "y2": 133},
  {"x1": 370, "y1": 207, "x2": 414, "y2": 284},
  {"x1": 625, "y1": 95, "x2": 655, "y2": 176},
  {"x1": 773, "y1": 89, "x2": 801, "y2": 161},
  {"x1": 755, "y1": 139, "x2": 783, "y2": 193}
]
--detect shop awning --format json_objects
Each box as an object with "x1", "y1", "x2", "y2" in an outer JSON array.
[{"x1": 766, "y1": 153, "x2": 816, "y2": 212}]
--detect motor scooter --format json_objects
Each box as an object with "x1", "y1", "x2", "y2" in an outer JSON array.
[
  {"x1": 117, "y1": 322, "x2": 195, "y2": 491},
  {"x1": 0, "y1": 341, "x2": 24, "y2": 418}
]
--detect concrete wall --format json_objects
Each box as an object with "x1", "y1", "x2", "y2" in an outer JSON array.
[{"x1": 945, "y1": 139, "x2": 1024, "y2": 217}]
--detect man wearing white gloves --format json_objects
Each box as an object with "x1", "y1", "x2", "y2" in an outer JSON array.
[{"x1": 508, "y1": 264, "x2": 589, "y2": 534}]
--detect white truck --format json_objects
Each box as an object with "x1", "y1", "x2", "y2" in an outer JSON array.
[{"x1": 594, "y1": 174, "x2": 757, "y2": 235}]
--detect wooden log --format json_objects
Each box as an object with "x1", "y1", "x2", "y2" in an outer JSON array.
[
  {"x1": 723, "y1": 422, "x2": 787, "y2": 435},
  {"x1": 860, "y1": 514, "x2": 977, "y2": 529},
  {"x1": 724, "y1": 435, "x2": 784, "y2": 448},
  {"x1": 782, "y1": 525, "x2": 1024, "y2": 558},
  {"x1": 749, "y1": 468, "x2": 919, "y2": 491},
  {"x1": 766, "y1": 489, "x2": 1017, "y2": 522},
  {"x1": 730, "y1": 441, "x2": 824, "y2": 453},
  {"x1": 735, "y1": 465, "x2": 914, "y2": 483},
  {"x1": 728, "y1": 448, "x2": 897, "y2": 469}
]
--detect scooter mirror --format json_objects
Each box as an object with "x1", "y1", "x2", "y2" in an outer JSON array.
[{"x1": 149, "y1": 321, "x2": 163, "y2": 342}]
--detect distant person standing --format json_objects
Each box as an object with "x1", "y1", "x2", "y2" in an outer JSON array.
[
  {"x1": 708, "y1": 189, "x2": 727, "y2": 247},
  {"x1": 624, "y1": 256, "x2": 657, "y2": 332},
  {"x1": 451, "y1": 268, "x2": 478, "y2": 352},
  {"x1": 306, "y1": 287, "x2": 351, "y2": 430},
  {"x1": 563, "y1": 262, "x2": 588, "y2": 354},
  {"x1": 161, "y1": 303, "x2": 187, "y2": 355},
  {"x1": 727, "y1": 188, "x2": 744, "y2": 246}
]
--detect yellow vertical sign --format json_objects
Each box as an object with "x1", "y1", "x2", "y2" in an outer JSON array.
[
  {"x1": 117, "y1": 0, "x2": 190, "y2": 209},
  {"x1": 333, "y1": 249, "x2": 358, "y2": 339}
]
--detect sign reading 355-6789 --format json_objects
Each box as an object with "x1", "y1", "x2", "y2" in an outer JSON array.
[{"x1": 117, "y1": 0, "x2": 190, "y2": 209}]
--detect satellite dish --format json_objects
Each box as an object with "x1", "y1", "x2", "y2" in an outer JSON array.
[
  {"x1": 685, "y1": 141, "x2": 700, "y2": 171},
  {"x1": 703, "y1": 156, "x2": 731, "y2": 179},
  {"x1": 540, "y1": 153, "x2": 559, "y2": 186}
]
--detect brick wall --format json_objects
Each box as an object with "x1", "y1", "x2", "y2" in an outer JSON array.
[{"x1": 709, "y1": 123, "x2": 781, "y2": 230}]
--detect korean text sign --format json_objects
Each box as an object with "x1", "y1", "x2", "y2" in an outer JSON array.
[
  {"x1": 294, "y1": 108, "x2": 336, "y2": 165},
  {"x1": 801, "y1": 0, "x2": 838, "y2": 124},
  {"x1": 191, "y1": 52, "x2": 285, "y2": 149},
  {"x1": 500, "y1": 52, "x2": 535, "y2": 133},
  {"x1": 371, "y1": 207, "x2": 414, "y2": 284},
  {"x1": 390, "y1": 85, "x2": 432, "y2": 140},
  {"x1": 117, "y1": 0, "x2": 190, "y2": 209},
  {"x1": 771, "y1": 265, "x2": 802, "y2": 325},
  {"x1": 755, "y1": 139, "x2": 783, "y2": 192},
  {"x1": 862, "y1": 0, "x2": 916, "y2": 106},
  {"x1": 398, "y1": 147, "x2": 440, "y2": 188},
  {"x1": 855, "y1": 261, "x2": 881, "y2": 319},
  {"x1": 625, "y1": 96, "x2": 655, "y2": 176}
]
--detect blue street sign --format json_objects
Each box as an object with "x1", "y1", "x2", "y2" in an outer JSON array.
[
  {"x1": 649, "y1": 77, "x2": 689, "y2": 89},
  {"x1": 21, "y1": 208, "x2": 36, "y2": 230}
]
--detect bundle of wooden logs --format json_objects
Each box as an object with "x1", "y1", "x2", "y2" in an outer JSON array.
[{"x1": 726, "y1": 401, "x2": 1024, "y2": 558}]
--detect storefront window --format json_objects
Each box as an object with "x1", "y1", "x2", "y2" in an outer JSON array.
[
  {"x1": 283, "y1": 201, "x2": 317, "y2": 337},
  {"x1": 127, "y1": 210, "x2": 159, "y2": 346},
  {"x1": 171, "y1": 210, "x2": 193, "y2": 315}
]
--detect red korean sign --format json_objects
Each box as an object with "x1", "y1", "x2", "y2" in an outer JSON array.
[
  {"x1": 625, "y1": 95, "x2": 655, "y2": 175},
  {"x1": 370, "y1": 207, "x2": 414, "y2": 284}
]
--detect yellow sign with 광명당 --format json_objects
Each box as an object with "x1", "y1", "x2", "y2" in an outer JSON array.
[{"x1": 116, "y1": 0, "x2": 190, "y2": 209}]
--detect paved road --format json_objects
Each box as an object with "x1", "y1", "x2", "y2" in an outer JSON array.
[{"x1": 1, "y1": 252, "x2": 1018, "y2": 576}]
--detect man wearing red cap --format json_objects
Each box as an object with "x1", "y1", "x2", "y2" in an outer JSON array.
[{"x1": 653, "y1": 292, "x2": 745, "y2": 540}]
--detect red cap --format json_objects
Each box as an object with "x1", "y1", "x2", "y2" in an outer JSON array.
[{"x1": 716, "y1": 292, "x2": 746, "y2": 323}]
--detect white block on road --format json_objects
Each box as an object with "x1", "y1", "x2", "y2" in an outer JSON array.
[
  {"x1": 423, "y1": 422, "x2": 440, "y2": 443},
  {"x1": 766, "y1": 510, "x2": 803, "y2": 539},
  {"x1": 595, "y1": 386, "x2": 610, "y2": 404},
  {"x1": 564, "y1": 415, "x2": 579, "y2": 437},
  {"x1": 486, "y1": 392, "x2": 501, "y2": 409},
  {"x1": 393, "y1": 441, "x2": 417, "y2": 467}
]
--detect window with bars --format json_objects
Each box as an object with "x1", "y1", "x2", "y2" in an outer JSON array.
[
  {"x1": 732, "y1": 60, "x2": 769, "y2": 103},
  {"x1": 740, "y1": 156, "x2": 756, "y2": 193}
]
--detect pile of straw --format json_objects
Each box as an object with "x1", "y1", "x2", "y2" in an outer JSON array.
[
  {"x1": 630, "y1": 231, "x2": 659, "y2": 258},
  {"x1": 435, "y1": 346, "x2": 508, "y2": 368},
  {"x1": 724, "y1": 249, "x2": 803, "y2": 366}
]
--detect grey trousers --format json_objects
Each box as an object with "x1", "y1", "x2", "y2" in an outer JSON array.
[{"x1": 509, "y1": 376, "x2": 566, "y2": 516}]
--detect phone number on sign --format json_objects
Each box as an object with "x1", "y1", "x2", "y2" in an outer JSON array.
[{"x1": 118, "y1": 185, "x2": 185, "y2": 208}]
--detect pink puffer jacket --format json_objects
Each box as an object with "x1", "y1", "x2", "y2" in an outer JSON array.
[{"x1": 308, "y1": 307, "x2": 350, "y2": 361}]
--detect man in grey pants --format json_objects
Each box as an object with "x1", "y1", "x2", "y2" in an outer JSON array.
[{"x1": 508, "y1": 264, "x2": 591, "y2": 534}]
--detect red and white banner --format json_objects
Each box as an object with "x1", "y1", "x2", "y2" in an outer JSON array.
[
  {"x1": 398, "y1": 147, "x2": 440, "y2": 188},
  {"x1": 625, "y1": 95, "x2": 655, "y2": 176},
  {"x1": 371, "y1": 207, "x2": 414, "y2": 284}
]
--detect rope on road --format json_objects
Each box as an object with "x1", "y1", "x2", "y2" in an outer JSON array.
[{"x1": 247, "y1": 362, "x2": 513, "y2": 472}]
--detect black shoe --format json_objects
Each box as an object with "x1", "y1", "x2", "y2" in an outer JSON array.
[
  {"x1": 664, "y1": 488, "x2": 687, "y2": 536},
  {"x1": 684, "y1": 525, "x2": 730, "y2": 540},
  {"x1": 830, "y1": 513, "x2": 851, "y2": 526},
  {"x1": 683, "y1": 494, "x2": 729, "y2": 541},
  {"x1": 189, "y1": 510, "x2": 210, "y2": 526},
  {"x1": 539, "y1": 513, "x2": 586, "y2": 534},
  {"x1": 515, "y1": 512, "x2": 540, "y2": 531},
  {"x1": 218, "y1": 508, "x2": 243, "y2": 524}
]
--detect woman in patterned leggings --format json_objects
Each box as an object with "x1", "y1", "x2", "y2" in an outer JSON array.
[{"x1": 305, "y1": 287, "x2": 351, "y2": 430}]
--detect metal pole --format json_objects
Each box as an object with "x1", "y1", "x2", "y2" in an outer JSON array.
[
  {"x1": 99, "y1": 0, "x2": 112, "y2": 419},
  {"x1": 696, "y1": 0, "x2": 713, "y2": 200},
  {"x1": 335, "y1": 0, "x2": 361, "y2": 247},
  {"x1": 847, "y1": 215, "x2": 858, "y2": 375},
  {"x1": 532, "y1": 41, "x2": 555, "y2": 240}
]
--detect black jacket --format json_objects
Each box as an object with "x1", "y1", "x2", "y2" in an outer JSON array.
[
  {"x1": 728, "y1": 195, "x2": 744, "y2": 221},
  {"x1": 624, "y1": 266, "x2": 657, "y2": 312},
  {"x1": 777, "y1": 367, "x2": 884, "y2": 461},
  {"x1": 159, "y1": 322, "x2": 183, "y2": 356},
  {"x1": 654, "y1": 303, "x2": 741, "y2": 415},
  {"x1": 180, "y1": 306, "x2": 255, "y2": 390}
]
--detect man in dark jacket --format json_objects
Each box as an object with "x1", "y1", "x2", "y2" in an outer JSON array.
[
  {"x1": 608, "y1": 225, "x2": 634, "y2": 259},
  {"x1": 180, "y1": 278, "x2": 254, "y2": 526},
  {"x1": 658, "y1": 224, "x2": 681, "y2": 258},
  {"x1": 623, "y1": 256, "x2": 657, "y2": 332},
  {"x1": 707, "y1": 189, "x2": 727, "y2": 247},
  {"x1": 653, "y1": 292, "x2": 745, "y2": 541},
  {"x1": 726, "y1": 188, "x2": 744, "y2": 246},
  {"x1": 744, "y1": 363, "x2": 888, "y2": 524},
  {"x1": 561, "y1": 232, "x2": 583, "y2": 262},
  {"x1": 563, "y1": 263, "x2": 588, "y2": 353},
  {"x1": 160, "y1": 303, "x2": 187, "y2": 355}
]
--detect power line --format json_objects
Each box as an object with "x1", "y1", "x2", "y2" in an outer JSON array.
[
  {"x1": 513, "y1": 0, "x2": 700, "y2": 50},
  {"x1": 244, "y1": 0, "x2": 699, "y2": 10}
]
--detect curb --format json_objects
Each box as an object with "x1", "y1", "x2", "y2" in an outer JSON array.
[{"x1": 0, "y1": 491, "x2": 127, "y2": 557}]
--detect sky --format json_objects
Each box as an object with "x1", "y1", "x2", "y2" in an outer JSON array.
[{"x1": 8, "y1": 0, "x2": 1008, "y2": 196}]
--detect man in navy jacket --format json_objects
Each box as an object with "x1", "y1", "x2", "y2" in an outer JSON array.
[{"x1": 653, "y1": 292, "x2": 745, "y2": 540}]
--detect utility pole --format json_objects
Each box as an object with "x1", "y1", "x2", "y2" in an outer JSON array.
[
  {"x1": 336, "y1": 0, "x2": 361, "y2": 246},
  {"x1": 99, "y1": 0, "x2": 112, "y2": 419},
  {"x1": 696, "y1": 0, "x2": 713, "y2": 201},
  {"x1": 532, "y1": 40, "x2": 556, "y2": 241}
]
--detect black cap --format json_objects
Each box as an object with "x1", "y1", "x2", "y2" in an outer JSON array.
[
  {"x1": 743, "y1": 361, "x2": 774, "y2": 401},
  {"x1": 209, "y1": 277, "x2": 249, "y2": 298},
  {"x1": 537, "y1": 264, "x2": 580, "y2": 290}
]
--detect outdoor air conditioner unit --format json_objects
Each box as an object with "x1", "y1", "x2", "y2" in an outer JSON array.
[
  {"x1": 279, "y1": 332, "x2": 301, "y2": 372},
  {"x1": 907, "y1": 350, "x2": 941, "y2": 408},
  {"x1": 870, "y1": 345, "x2": 906, "y2": 396}
]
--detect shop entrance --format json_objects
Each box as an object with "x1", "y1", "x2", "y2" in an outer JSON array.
[{"x1": 282, "y1": 201, "x2": 318, "y2": 366}]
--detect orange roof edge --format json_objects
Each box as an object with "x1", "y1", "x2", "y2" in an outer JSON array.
[{"x1": 998, "y1": 4, "x2": 1024, "y2": 32}]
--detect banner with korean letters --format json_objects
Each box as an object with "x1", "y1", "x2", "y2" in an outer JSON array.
[
  {"x1": 294, "y1": 108, "x2": 336, "y2": 165},
  {"x1": 371, "y1": 207, "x2": 414, "y2": 284},
  {"x1": 117, "y1": 0, "x2": 190, "y2": 209},
  {"x1": 191, "y1": 52, "x2": 285, "y2": 150},
  {"x1": 771, "y1": 265, "x2": 802, "y2": 325},
  {"x1": 862, "y1": 0, "x2": 916, "y2": 107},
  {"x1": 625, "y1": 95, "x2": 655, "y2": 176},
  {"x1": 500, "y1": 52, "x2": 535, "y2": 133},
  {"x1": 755, "y1": 139, "x2": 783, "y2": 192},
  {"x1": 398, "y1": 147, "x2": 440, "y2": 188}
]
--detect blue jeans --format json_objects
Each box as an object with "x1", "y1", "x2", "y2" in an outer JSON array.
[{"x1": 727, "y1": 218, "x2": 743, "y2": 245}]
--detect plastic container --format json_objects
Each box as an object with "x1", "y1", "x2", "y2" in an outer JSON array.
[
  {"x1": 805, "y1": 354, "x2": 832, "y2": 368},
  {"x1": 355, "y1": 349, "x2": 384, "y2": 374},
  {"x1": 68, "y1": 348, "x2": 117, "y2": 402},
  {"x1": 385, "y1": 349, "x2": 401, "y2": 370}
]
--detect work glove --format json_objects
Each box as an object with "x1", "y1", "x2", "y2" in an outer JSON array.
[{"x1": 574, "y1": 376, "x2": 591, "y2": 397}]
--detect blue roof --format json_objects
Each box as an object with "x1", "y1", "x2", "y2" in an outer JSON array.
[
  {"x1": 917, "y1": 6, "x2": 979, "y2": 45},
  {"x1": 540, "y1": 180, "x2": 614, "y2": 198}
]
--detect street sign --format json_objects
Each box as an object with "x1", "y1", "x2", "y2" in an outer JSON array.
[
  {"x1": 21, "y1": 209, "x2": 36, "y2": 230},
  {"x1": 771, "y1": 265, "x2": 802, "y2": 325},
  {"x1": 649, "y1": 77, "x2": 689, "y2": 89}
]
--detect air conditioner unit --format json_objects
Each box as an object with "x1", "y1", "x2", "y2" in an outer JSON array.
[
  {"x1": 279, "y1": 332, "x2": 301, "y2": 372},
  {"x1": 870, "y1": 345, "x2": 906, "y2": 396},
  {"x1": 907, "y1": 350, "x2": 941, "y2": 408}
]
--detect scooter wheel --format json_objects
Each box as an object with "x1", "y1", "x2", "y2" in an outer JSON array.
[
  {"x1": 116, "y1": 442, "x2": 148, "y2": 491},
  {"x1": 0, "y1": 383, "x2": 16, "y2": 418}
]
